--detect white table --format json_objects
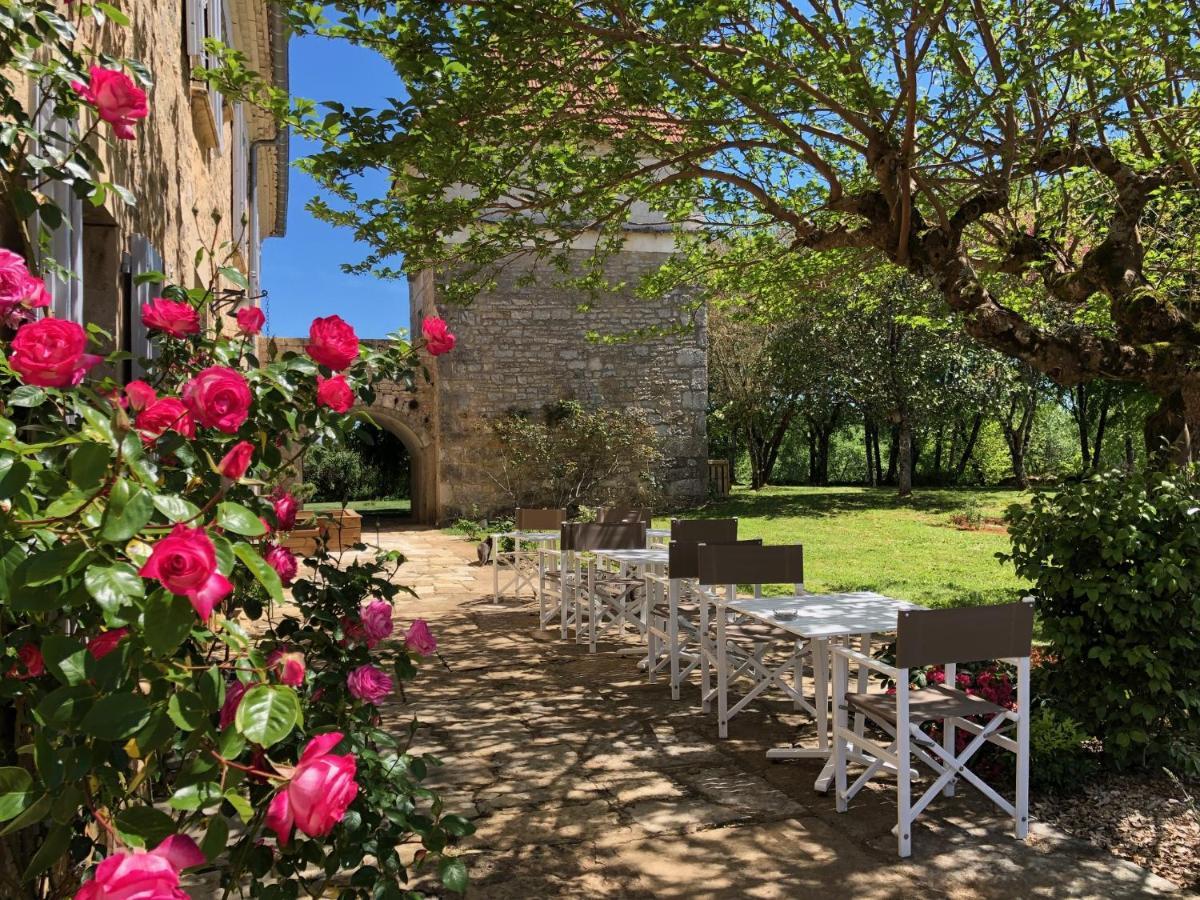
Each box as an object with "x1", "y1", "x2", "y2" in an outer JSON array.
[
  {"x1": 647, "y1": 528, "x2": 670, "y2": 547},
  {"x1": 491, "y1": 529, "x2": 560, "y2": 602},
  {"x1": 726, "y1": 591, "x2": 924, "y2": 790}
]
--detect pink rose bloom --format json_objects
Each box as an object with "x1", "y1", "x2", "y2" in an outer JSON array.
[
  {"x1": 0, "y1": 249, "x2": 50, "y2": 326},
  {"x1": 9, "y1": 318, "x2": 101, "y2": 388},
  {"x1": 87, "y1": 628, "x2": 129, "y2": 661},
  {"x1": 70, "y1": 65, "x2": 148, "y2": 140},
  {"x1": 139, "y1": 524, "x2": 232, "y2": 620},
  {"x1": 235, "y1": 306, "x2": 265, "y2": 335},
  {"x1": 74, "y1": 834, "x2": 203, "y2": 900},
  {"x1": 220, "y1": 679, "x2": 250, "y2": 729},
  {"x1": 305, "y1": 315, "x2": 359, "y2": 371},
  {"x1": 347, "y1": 664, "x2": 393, "y2": 704},
  {"x1": 264, "y1": 543, "x2": 297, "y2": 586},
  {"x1": 421, "y1": 316, "x2": 456, "y2": 356},
  {"x1": 315, "y1": 374, "x2": 354, "y2": 413},
  {"x1": 8, "y1": 643, "x2": 44, "y2": 680},
  {"x1": 267, "y1": 649, "x2": 305, "y2": 687},
  {"x1": 405, "y1": 619, "x2": 437, "y2": 656},
  {"x1": 124, "y1": 380, "x2": 157, "y2": 412},
  {"x1": 360, "y1": 600, "x2": 393, "y2": 647},
  {"x1": 266, "y1": 732, "x2": 358, "y2": 845},
  {"x1": 272, "y1": 491, "x2": 299, "y2": 531},
  {"x1": 141, "y1": 297, "x2": 199, "y2": 338},
  {"x1": 340, "y1": 615, "x2": 368, "y2": 646},
  {"x1": 135, "y1": 397, "x2": 195, "y2": 444},
  {"x1": 217, "y1": 440, "x2": 255, "y2": 480},
  {"x1": 182, "y1": 366, "x2": 252, "y2": 433}
]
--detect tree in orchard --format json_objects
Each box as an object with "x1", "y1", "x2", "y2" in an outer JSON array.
[
  {"x1": 0, "y1": 2, "x2": 471, "y2": 897},
  {"x1": 237, "y1": 0, "x2": 1200, "y2": 460}
]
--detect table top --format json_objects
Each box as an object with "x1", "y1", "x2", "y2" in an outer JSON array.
[
  {"x1": 592, "y1": 548, "x2": 669, "y2": 566},
  {"x1": 647, "y1": 528, "x2": 670, "y2": 538},
  {"x1": 727, "y1": 591, "x2": 924, "y2": 639}
]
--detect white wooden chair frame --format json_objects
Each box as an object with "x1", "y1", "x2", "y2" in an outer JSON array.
[
  {"x1": 579, "y1": 556, "x2": 647, "y2": 653},
  {"x1": 645, "y1": 574, "x2": 705, "y2": 700},
  {"x1": 831, "y1": 644, "x2": 1030, "y2": 858}
]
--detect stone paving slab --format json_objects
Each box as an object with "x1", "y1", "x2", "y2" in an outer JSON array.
[{"x1": 372, "y1": 526, "x2": 1186, "y2": 898}]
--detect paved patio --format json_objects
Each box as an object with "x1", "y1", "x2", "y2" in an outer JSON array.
[{"x1": 375, "y1": 525, "x2": 1184, "y2": 898}]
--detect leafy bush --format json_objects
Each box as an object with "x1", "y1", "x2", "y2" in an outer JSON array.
[
  {"x1": 489, "y1": 400, "x2": 662, "y2": 511},
  {"x1": 304, "y1": 444, "x2": 381, "y2": 502},
  {"x1": 949, "y1": 497, "x2": 985, "y2": 529},
  {"x1": 1025, "y1": 707, "x2": 1099, "y2": 793},
  {"x1": 1005, "y1": 469, "x2": 1200, "y2": 770}
]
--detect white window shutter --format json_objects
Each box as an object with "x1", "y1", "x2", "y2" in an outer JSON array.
[
  {"x1": 31, "y1": 80, "x2": 84, "y2": 324},
  {"x1": 231, "y1": 103, "x2": 248, "y2": 252},
  {"x1": 185, "y1": 0, "x2": 205, "y2": 61},
  {"x1": 128, "y1": 234, "x2": 163, "y2": 377},
  {"x1": 206, "y1": 0, "x2": 226, "y2": 151}
]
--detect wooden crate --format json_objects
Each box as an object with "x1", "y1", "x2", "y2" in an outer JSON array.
[{"x1": 282, "y1": 508, "x2": 363, "y2": 555}]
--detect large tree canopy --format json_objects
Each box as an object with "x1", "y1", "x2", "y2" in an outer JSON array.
[{"x1": 265, "y1": 0, "x2": 1200, "y2": 451}]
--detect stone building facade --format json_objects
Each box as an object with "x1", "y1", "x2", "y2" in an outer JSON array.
[{"x1": 2, "y1": 0, "x2": 288, "y2": 353}]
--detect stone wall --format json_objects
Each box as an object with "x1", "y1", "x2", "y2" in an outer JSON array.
[{"x1": 411, "y1": 248, "x2": 708, "y2": 521}]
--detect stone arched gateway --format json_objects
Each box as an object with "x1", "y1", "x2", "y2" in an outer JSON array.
[{"x1": 355, "y1": 405, "x2": 437, "y2": 525}]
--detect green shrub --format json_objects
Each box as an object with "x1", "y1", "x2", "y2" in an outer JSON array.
[
  {"x1": 1004, "y1": 468, "x2": 1200, "y2": 770},
  {"x1": 1026, "y1": 707, "x2": 1100, "y2": 793},
  {"x1": 304, "y1": 444, "x2": 381, "y2": 502}
]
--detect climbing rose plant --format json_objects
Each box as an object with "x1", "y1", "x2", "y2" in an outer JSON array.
[{"x1": 0, "y1": 2, "x2": 469, "y2": 896}]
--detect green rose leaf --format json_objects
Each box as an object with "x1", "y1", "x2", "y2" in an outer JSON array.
[
  {"x1": 0, "y1": 768, "x2": 34, "y2": 823},
  {"x1": 114, "y1": 806, "x2": 176, "y2": 848},
  {"x1": 143, "y1": 592, "x2": 196, "y2": 657},
  {"x1": 80, "y1": 693, "x2": 152, "y2": 741},
  {"x1": 39, "y1": 635, "x2": 88, "y2": 686},
  {"x1": 233, "y1": 541, "x2": 284, "y2": 604},
  {"x1": 85, "y1": 562, "x2": 145, "y2": 619},
  {"x1": 22, "y1": 822, "x2": 70, "y2": 879},
  {"x1": 100, "y1": 478, "x2": 155, "y2": 542},
  {"x1": 168, "y1": 782, "x2": 222, "y2": 812},
  {"x1": 8, "y1": 385, "x2": 47, "y2": 408},
  {"x1": 235, "y1": 684, "x2": 300, "y2": 747},
  {"x1": 151, "y1": 494, "x2": 200, "y2": 523},
  {"x1": 167, "y1": 691, "x2": 207, "y2": 732},
  {"x1": 200, "y1": 814, "x2": 229, "y2": 861},
  {"x1": 440, "y1": 857, "x2": 469, "y2": 894},
  {"x1": 216, "y1": 502, "x2": 266, "y2": 536},
  {"x1": 68, "y1": 442, "x2": 111, "y2": 490}
]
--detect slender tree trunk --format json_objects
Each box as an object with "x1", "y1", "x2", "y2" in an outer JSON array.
[
  {"x1": 897, "y1": 415, "x2": 913, "y2": 497},
  {"x1": 933, "y1": 427, "x2": 944, "y2": 483},
  {"x1": 1074, "y1": 384, "x2": 1091, "y2": 472},
  {"x1": 1091, "y1": 391, "x2": 1111, "y2": 472},
  {"x1": 886, "y1": 425, "x2": 900, "y2": 484},
  {"x1": 864, "y1": 419, "x2": 877, "y2": 486},
  {"x1": 872, "y1": 428, "x2": 883, "y2": 484},
  {"x1": 1125, "y1": 433, "x2": 1136, "y2": 471},
  {"x1": 814, "y1": 428, "x2": 831, "y2": 485},
  {"x1": 954, "y1": 412, "x2": 983, "y2": 483}
]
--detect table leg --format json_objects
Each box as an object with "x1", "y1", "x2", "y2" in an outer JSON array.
[
  {"x1": 668, "y1": 579, "x2": 680, "y2": 700},
  {"x1": 491, "y1": 533, "x2": 500, "y2": 603}
]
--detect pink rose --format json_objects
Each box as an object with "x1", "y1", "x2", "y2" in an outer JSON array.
[
  {"x1": 87, "y1": 628, "x2": 128, "y2": 661},
  {"x1": 347, "y1": 664, "x2": 393, "y2": 705},
  {"x1": 340, "y1": 615, "x2": 368, "y2": 647},
  {"x1": 124, "y1": 380, "x2": 157, "y2": 411},
  {"x1": 421, "y1": 316, "x2": 456, "y2": 356},
  {"x1": 217, "y1": 440, "x2": 255, "y2": 480},
  {"x1": 9, "y1": 318, "x2": 102, "y2": 388},
  {"x1": 74, "y1": 834, "x2": 202, "y2": 900},
  {"x1": 135, "y1": 397, "x2": 196, "y2": 444},
  {"x1": 267, "y1": 649, "x2": 305, "y2": 686},
  {"x1": 272, "y1": 491, "x2": 299, "y2": 531},
  {"x1": 70, "y1": 65, "x2": 148, "y2": 140},
  {"x1": 315, "y1": 374, "x2": 354, "y2": 413},
  {"x1": 405, "y1": 619, "x2": 437, "y2": 656},
  {"x1": 235, "y1": 306, "x2": 265, "y2": 335},
  {"x1": 264, "y1": 543, "x2": 297, "y2": 586},
  {"x1": 305, "y1": 315, "x2": 359, "y2": 371},
  {"x1": 139, "y1": 524, "x2": 232, "y2": 620},
  {"x1": 220, "y1": 679, "x2": 250, "y2": 729},
  {"x1": 8, "y1": 643, "x2": 44, "y2": 680},
  {"x1": 141, "y1": 297, "x2": 199, "y2": 338},
  {"x1": 182, "y1": 366, "x2": 252, "y2": 433},
  {"x1": 360, "y1": 600, "x2": 393, "y2": 647},
  {"x1": 0, "y1": 249, "x2": 50, "y2": 327},
  {"x1": 266, "y1": 732, "x2": 358, "y2": 845}
]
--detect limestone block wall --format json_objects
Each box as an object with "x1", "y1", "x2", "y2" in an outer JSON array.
[{"x1": 411, "y1": 249, "x2": 709, "y2": 521}]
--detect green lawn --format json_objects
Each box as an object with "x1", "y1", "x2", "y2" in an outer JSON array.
[
  {"x1": 306, "y1": 499, "x2": 412, "y2": 516},
  {"x1": 660, "y1": 485, "x2": 1030, "y2": 608}
]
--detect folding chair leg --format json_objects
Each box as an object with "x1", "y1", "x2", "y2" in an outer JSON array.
[
  {"x1": 895, "y1": 679, "x2": 912, "y2": 858},
  {"x1": 943, "y1": 661, "x2": 957, "y2": 798},
  {"x1": 792, "y1": 640, "x2": 803, "y2": 712},
  {"x1": 813, "y1": 640, "x2": 829, "y2": 752},
  {"x1": 833, "y1": 651, "x2": 849, "y2": 813},
  {"x1": 699, "y1": 593, "x2": 712, "y2": 713},
  {"x1": 668, "y1": 580, "x2": 681, "y2": 700},
  {"x1": 1016, "y1": 656, "x2": 1030, "y2": 839},
  {"x1": 716, "y1": 607, "x2": 729, "y2": 739}
]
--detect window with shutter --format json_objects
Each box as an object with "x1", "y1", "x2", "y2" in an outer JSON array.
[
  {"x1": 231, "y1": 103, "x2": 248, "y2": 254},
  {"x1": 185, "y1": 0, "x2": 227, "y2": 150}
]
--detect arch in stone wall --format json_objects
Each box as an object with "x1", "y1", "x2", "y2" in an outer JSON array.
[{"x1": 357, "y1": 405, "x2": 437, "y2": 525}]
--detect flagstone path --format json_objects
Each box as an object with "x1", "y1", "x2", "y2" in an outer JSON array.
[{"x1": 374, "y1": 525, "x2": 1184, "y2": 899}]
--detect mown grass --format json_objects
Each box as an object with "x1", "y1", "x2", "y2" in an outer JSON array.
[
  {"x1": 661, "y1": 485, "x2": 1031, "y2": 608},
  {"x1": 306, "y1": 499, "x2": 412, "y2": 515}
]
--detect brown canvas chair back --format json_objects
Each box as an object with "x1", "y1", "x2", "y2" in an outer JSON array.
[
  {"x1": 697, "y1": 544, "x2": 804, "y2": 588},
  {"x1": 670, "y1": 518, "x2": 737, "y2": 544},
  {"x1": 895, "y1": 601, "x2": 1034, "y2": 669},
  {"x1": 669, "y1": 538, "x2": 761, "y2": 580},
  {"x1": 516, "y1": 507, "x2": 567, "y2": 531},
  {"x1": 596, "y1": 507, "x2": 651, "y2": 524},
  {"x1": 561, "y1": 522, "x2": 647, "y2": 552}
]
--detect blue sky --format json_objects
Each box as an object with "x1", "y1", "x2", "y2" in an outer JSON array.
[{"x1": 261, "y1": 36, "x2": 408, "y2": 339}]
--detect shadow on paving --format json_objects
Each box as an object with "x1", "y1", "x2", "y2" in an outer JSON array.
[{"x1": 368, "y1": 529, "x2": 1182, "y2": 899}]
